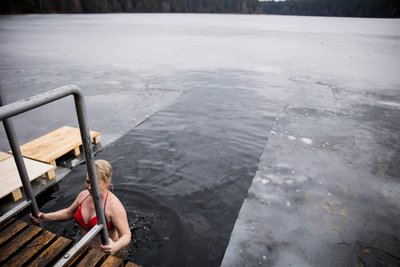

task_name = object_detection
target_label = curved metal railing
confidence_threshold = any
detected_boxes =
[0,85,109,266]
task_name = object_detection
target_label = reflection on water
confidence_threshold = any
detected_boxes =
[40,72,277,266]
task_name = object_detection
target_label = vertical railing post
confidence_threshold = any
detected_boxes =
[73,92,110,245]
[0,88,42,228]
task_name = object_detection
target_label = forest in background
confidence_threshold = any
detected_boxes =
[1,0,399,17]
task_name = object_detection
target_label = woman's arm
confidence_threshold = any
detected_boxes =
[100,197,131,254]
[40,207,75,221]
[30,191,87,223]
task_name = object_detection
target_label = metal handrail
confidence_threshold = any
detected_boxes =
[54,224,103,267]
[0,85,109,264]
[0,200,32,225]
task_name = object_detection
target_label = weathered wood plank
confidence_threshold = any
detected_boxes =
[0,152,56,200]
[0,219,28,247]
[125,261,142,267]
[101,255,124,267]
[76,248,105,267]
[0,224,42,264]
[19,126,101,164]
[65,246,89,267]
[0,216,16,232]
[29,236,72,267]
[3,230,56,266]
[0,218,136,267]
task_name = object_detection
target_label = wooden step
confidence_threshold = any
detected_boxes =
[3,230,57,266]
[64,246,90,267]
[28,236,72,267]
[0,219,28,247]
[0,151,56,201]
[0,216,16,232]
[18,126,101,166]
[0,219,141,267]
[0,224,42,264]
[77,248,105,267]
[101,255,124,267]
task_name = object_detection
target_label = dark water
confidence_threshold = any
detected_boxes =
[40,72,276,266]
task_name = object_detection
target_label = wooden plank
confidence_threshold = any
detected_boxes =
[0,153,56,199]
[0,220,28,247]
[125,262,142,267]
[3,230,56,267]
[70,146,81,157]
[11,188,22,201]
[0,216,16,232]
[44,168,56,180]
[19,126,101,164]
[29,236,72,267]
[0,151,12,162]
[0,218,131,267]
[65,246,89,267]
[76,248,105,267]
[101,255,124,267]
[0,224,42,264]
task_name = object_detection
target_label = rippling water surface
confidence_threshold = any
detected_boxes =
[40,72,276,266]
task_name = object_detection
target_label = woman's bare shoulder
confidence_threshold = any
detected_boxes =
[76,190,90,202]
[107,191,126,211]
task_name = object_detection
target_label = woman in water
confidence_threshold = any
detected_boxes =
[30,159,131,255]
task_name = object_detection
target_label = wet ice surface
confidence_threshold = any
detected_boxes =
[0,64,183,148]
[223,105,400,266]
[1,14,400,267]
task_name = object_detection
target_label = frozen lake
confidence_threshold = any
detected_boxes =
[0,14,399,266]
[1,14,399,147]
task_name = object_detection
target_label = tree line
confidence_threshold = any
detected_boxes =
[1,0,399,17]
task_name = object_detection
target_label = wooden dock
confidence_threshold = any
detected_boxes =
[0,219,140,267]
[0,126,101,203]
[0,152,55,202]
[18,126,101,166]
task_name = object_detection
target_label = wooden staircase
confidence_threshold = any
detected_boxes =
[0,218,140,267]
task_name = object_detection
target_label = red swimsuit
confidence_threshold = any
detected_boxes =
[74,192,112,231]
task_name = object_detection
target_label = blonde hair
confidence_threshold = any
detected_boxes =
[95,159,112,185]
